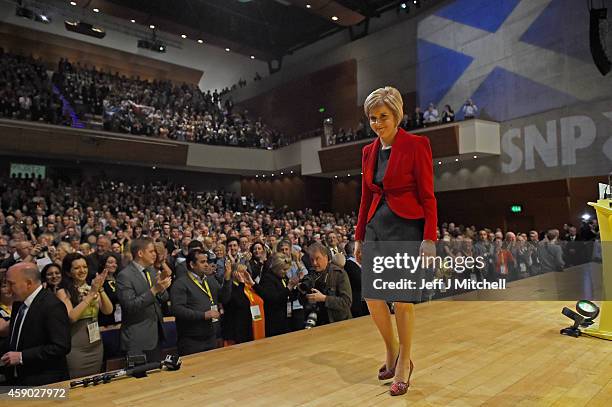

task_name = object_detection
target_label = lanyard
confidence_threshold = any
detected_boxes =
[144,271,152,287]
[107,280,116,293]
[189,273,214,304]
[281,279,287,288]
[0,303,10,317]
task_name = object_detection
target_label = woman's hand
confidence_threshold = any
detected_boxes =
[420,240,437,268]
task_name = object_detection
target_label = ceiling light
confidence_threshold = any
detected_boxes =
[70,1,77,5]
[331,16,339,21]
[225,48,230,52]
[250,55,255,59]
[255,175,259,178]
[280,172,284,175]
[271,173,275,176]
[93,8,99,13]
[149,24,155,29]
[306,4,311,8]
[455,158,459,162]
[473,155,478,158]
[334,175,338,178]
[197,39,203,44]
[181,34,187,39]
[130,19,136,23]
[438,161,442,165]
[290,170,294,174]
[400,2,407,8]
[347,174,350,177]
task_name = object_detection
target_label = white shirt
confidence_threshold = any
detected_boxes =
[12,284,43,351]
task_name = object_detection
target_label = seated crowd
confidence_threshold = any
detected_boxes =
[0,50,287,149]
[0,175,601,385]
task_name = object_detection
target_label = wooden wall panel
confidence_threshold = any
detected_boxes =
[0,22,203,84]
[0,121,187,166]
[318,126,459,173]
[236,60,360,140]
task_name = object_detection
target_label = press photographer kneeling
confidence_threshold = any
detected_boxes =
[298,242,352,328]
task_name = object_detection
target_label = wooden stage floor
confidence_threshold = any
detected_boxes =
[22,268,612,407]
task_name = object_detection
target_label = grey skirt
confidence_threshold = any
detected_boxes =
[364,200,425,303]
[66,318,104,379]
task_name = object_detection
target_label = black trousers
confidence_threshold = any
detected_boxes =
[177,336,217,357]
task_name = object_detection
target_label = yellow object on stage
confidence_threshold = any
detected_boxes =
[586,199,612,340]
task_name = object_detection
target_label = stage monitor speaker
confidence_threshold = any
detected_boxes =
[589,7,611,76]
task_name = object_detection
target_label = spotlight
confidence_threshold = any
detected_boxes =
[65,20,106,38]
[576,300,600,325]
[197,39,204,44]
[306,4,311,9]
[93,8,99,13]
[250,55,255,59]
[130,19,136,23]
[225,48,231,52]
[149,24,155,29]
[331,16,339,21]
[181,34,187,39]
[138,39,167,53]
[70,1,77,5]
[455,158,459,162]
[581,213,591,221]
[400,2,407,9]
[560,300,601,337]
[16,6,51,24]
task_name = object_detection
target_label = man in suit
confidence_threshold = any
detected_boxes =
[170,249,232,356]
[117,237,171,362]
[343,241,367,318]
[538,229,565,272]
[1,262,70,385]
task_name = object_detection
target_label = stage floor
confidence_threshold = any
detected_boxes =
[19,268,612,406]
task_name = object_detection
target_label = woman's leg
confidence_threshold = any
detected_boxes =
[366,299,399,369]
[393,302,415,382]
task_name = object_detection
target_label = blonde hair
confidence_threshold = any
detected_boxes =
[363,86,403,127]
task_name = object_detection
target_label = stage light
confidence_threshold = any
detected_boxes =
[331,16,339,21]
[152,166,156,170]
[197,39,204,44]
[560,301,601,337]
[93,8,99,13]
[438,161,442,165]
[347,174,350,177]
[250,55,255,59]
[306,4,311,9]
[271,173,275,177]
[225,48,231,52]
[138,39,167,53]
[334,175,338,178]
[149,24,155,29]
[581,213,591,221]
[473,155,478,158]
[262,175,266,178]
[455,158,459,162]
[65,20,106,38]
[290,170,294,174]
[70,1,77,6]
[255,175,258,178]
[576,300,600,322]
[401,2,407,8]
[280,172,284,175]
[130,19,136,23]
[181,34,187,39]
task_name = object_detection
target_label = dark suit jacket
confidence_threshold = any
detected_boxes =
[116,261,169,353]
[170,273,231,339]
[344,259,366,318]
[254,272,295,337]
[355,128,438,241]
[1,288,70,386]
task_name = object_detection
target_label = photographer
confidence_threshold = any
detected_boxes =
[298,242,352,326]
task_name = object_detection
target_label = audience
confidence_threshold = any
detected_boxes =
[0,173,602,383]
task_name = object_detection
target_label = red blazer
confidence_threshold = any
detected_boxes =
[355,128,438,242]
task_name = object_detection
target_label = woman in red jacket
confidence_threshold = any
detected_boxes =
[355,87,437,396]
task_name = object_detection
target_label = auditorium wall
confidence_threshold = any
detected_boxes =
[0,1,266,91]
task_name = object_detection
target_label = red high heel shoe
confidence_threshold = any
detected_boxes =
[378,354,399,380]
[389,359,414,396]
